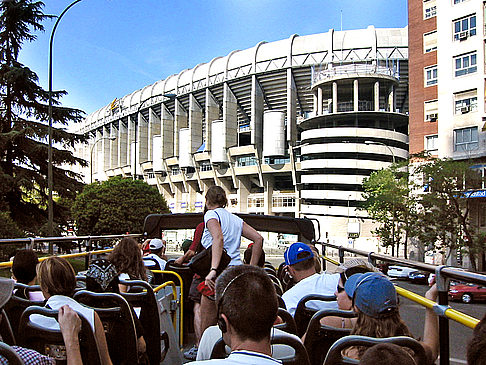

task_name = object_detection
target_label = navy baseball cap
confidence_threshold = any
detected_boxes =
[344,272,397,318]
[284,242,314,266]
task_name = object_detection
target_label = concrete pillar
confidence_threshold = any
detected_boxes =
[388,85,395,112]
[237,177,251,213]
[161,104,174,160]
[128,115,135,168]
[138,113,149,163]
[251,76,264,152]
[118,120,128,167]
[374,81,380,111]
[287,69,297,145]
[174,99,188,157]
[313,94,318,114]
[263,175,274,216]
[332,82,338,113]
[148,108,161,162]
[353,79,359,112]
[102,126,110,171]
[317,87,323,115]
[95,129,103,177]
[110,123,118,169]
[205,89,219,153]
[189,94,203,155]
[223,83,238,150]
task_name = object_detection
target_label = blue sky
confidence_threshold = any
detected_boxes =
[19,0,408,115]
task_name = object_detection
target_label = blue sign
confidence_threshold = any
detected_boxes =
[462,190,486,198]
[169,203,175,209]
[181,202,187,208]
[195,201,203,208]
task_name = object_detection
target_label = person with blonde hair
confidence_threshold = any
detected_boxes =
[109,237,148,292]
[33,256,113,365]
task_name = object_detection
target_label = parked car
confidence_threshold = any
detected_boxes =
[449,283,486,303]
[387,265,417,280]
[408,270,429,284]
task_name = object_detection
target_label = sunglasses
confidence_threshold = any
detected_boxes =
[337,285,345,293]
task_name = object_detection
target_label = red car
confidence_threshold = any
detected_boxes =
[448,283,486,303]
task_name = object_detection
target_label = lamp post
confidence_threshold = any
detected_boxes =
[48,0,84,240]
[132,93,176,180]
[365,140,397,256]
[90,136,116,183]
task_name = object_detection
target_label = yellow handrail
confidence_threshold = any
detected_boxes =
[395,286,479,329]
[322,255,340,266]
[153,270,184,347]
[0,248,114,268]
[153,281,178,330]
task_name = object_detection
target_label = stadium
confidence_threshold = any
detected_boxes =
[75,25,409,249]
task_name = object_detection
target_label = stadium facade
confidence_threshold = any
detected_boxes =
[75,26,409,249]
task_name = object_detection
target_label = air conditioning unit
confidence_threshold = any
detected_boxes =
[427,113,438,121]
[459,31,468,40]
[461,106,471,114]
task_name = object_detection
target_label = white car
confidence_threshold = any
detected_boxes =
[387,265,417,279]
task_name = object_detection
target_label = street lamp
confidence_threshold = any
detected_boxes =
[90,136,116,183]
[132,93,176,180]
[48,0,84,239]
[365,140,397,256]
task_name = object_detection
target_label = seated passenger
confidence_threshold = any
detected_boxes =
[11,248,44,301]
[360,343,417,365]
[32,256,113,365]
[109,237,148,292]
[85,259,147,359]
[281,242,339,316]
[188,265,281,364]
[243,243,265,267]
[143,238,167,270]
[321,258,377,329]
[343,272,438,364]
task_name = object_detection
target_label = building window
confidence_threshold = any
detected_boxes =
[426,135,438,152]
[424,99,438,121]
[423,0,437,19]
[272,195,296,208]
[453,14,476,41]
[425,65,438,86]
[454,52,477,77]
[454,90,478,114]
[236,155,257,167]
[454,126,479,152]
[200,162,212,171]
[454,0,468,4]
[424,31,437,53]
[247,196,264,208]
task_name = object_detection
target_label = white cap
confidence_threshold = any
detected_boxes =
[149,238,165,250]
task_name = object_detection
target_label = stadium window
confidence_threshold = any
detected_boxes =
[454,126,479,152]
[424,65,438,86]
[423,31,437,53]
[453,14,476,41]
[454,52,477,77]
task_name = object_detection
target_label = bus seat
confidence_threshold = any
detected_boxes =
[18,306,102,365]
[303,309,356,365]
[0,309,16,346]
[277,295,286,309]
[142,257,164,285]
[0,341,24,365]
[294,294,336,337]
[274,308,297,335]
[73,290,139,365]
[323,335,428,365]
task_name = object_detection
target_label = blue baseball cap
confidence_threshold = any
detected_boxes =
[344,272,397,318]
[284,242,314,266]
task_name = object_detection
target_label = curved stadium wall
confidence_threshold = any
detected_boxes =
[75,25,409,249]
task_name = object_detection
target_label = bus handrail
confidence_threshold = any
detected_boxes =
[154,270,184,347]
[153,281,178,332]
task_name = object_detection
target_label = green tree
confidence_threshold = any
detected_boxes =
[72,176,170,235]
[0,0,87,235]
[361,163,416,258]
[412,157,484,270]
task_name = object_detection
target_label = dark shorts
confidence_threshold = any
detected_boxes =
[188,274,204,303]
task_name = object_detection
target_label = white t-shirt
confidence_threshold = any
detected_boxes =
[143,253,167,270]
[201,208,243,266]
[30,295,96,331]
[189,350,282,364]
[196,325,294,362]
[281,272,339,316]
